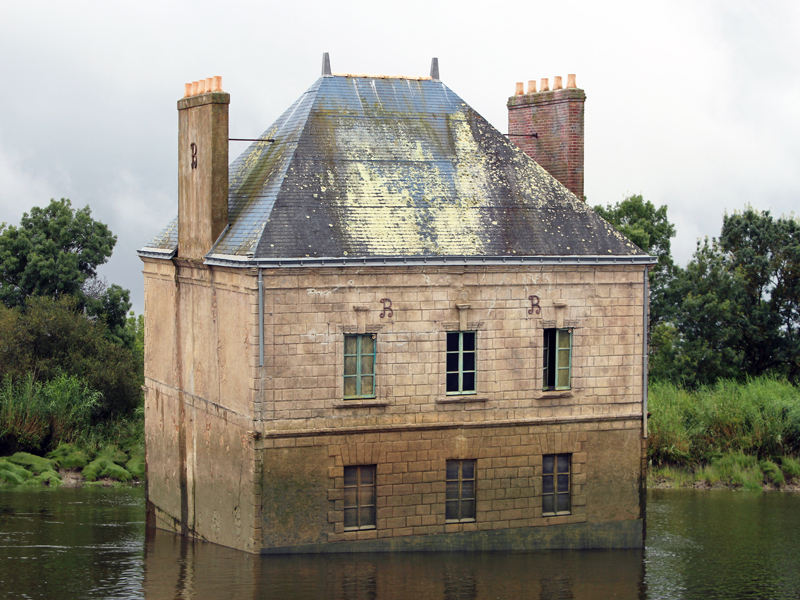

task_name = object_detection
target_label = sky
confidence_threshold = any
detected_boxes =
[1,1,798,313]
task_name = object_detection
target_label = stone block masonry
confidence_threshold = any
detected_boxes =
[142,259,647,553]
[258,423,643,552]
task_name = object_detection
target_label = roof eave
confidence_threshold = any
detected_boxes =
[137,247,177,260]
[203,253,657,268]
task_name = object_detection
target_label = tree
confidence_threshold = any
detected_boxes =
[719,208,800,381]
[0,198,131,338]
[0,296,142,418]
[653,208,800,386]
[594,195,677,327]
[651,238,747,386]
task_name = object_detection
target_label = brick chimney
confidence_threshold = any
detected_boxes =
[507,74,585,199]
[177,76,229,260]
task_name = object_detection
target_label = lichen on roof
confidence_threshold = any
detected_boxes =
[146,74,647,261]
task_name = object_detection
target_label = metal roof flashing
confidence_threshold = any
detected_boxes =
[203,253,658,269]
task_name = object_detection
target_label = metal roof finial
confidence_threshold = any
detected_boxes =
[430,57,439,81]
[322,52,332,77]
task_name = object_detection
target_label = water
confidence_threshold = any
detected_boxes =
[1,486,799,599]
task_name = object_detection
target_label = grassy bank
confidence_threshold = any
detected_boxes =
[0,374,143,486]
[648,376,800,490]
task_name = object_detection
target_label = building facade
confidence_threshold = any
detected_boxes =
[139,56,654,554]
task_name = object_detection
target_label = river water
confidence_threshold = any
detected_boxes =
[1,486,799,599]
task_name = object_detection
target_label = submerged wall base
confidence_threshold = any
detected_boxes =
[260,519,643,554]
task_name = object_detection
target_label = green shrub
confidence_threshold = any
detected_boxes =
[761,460,785,486]
[780,456,800,481]
[0,297,143,421]
[649,376,800,466]
[0,373,104,454]
[0,374,49,451]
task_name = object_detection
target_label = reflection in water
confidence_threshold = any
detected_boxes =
[645,489,800,600]
[3,487,800,599]
[0,486,144,600]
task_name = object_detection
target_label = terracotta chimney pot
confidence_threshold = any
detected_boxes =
[540,78,550,92]
[184,83,192,98]
[527,80,537,94]
[515,82,524,96]
[554,76,563,90]
[567,74,577,89]
[212,76,222,92]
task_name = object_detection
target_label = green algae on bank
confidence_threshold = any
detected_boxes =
[649,453,800,492]
[0,443,144,487]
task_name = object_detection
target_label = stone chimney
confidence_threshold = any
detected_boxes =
[177,76,229,260]
[507,74,585,199]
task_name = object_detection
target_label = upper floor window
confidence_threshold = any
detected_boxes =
[543,328,571,391]
[446,331,476,394]
[344,334,376,399]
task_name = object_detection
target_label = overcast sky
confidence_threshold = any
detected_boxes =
[2,1,798,313]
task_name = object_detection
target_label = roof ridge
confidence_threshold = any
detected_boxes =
[332,73,433,81]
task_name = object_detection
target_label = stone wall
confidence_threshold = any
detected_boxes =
[258,264,645,431]
[259,422,643,552]
[143,259,647,553]
[142,258,261,552]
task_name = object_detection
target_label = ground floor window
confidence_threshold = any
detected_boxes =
[542,453,571,515]
[344,465,376,529]
[446,459,476,522]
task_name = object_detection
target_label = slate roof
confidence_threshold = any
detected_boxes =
[142,73,651,265]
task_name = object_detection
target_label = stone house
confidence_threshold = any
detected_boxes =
[138,55,655,554]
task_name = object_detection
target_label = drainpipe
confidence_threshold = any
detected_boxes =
[258,269,264,367]
[642,267,649,438]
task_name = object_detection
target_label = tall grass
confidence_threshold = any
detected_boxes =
[649,376,800,466]
[0,374,101,453]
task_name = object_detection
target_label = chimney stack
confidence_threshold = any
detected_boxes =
[177,77,229,260]
[507,74,586,200]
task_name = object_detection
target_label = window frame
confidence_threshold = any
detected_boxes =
[542,453,571,516]
[543,328,572,391]
[445,459,476,522]
[445,331,477,395]
[343,465,377,530]
[343,333,377,400]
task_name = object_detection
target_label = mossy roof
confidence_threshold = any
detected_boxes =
[144,74,649,264]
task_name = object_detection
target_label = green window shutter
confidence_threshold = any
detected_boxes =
[555,329,571,390]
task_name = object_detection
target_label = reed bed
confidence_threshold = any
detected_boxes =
[648,376,800,489]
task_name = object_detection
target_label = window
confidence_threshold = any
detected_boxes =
[446,331,476,394]
[543,328,571,391]
[446,459,476,522]
[344,334,376,399]
[343,465,376,529]
[542,454,571,515]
